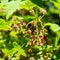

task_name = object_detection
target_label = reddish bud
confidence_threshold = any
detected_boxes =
[30,35,35,39]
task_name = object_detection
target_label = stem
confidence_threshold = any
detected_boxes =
[39,14,45,20]
[39,15,45,29]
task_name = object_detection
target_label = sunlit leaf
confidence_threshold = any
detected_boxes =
[4,1,20,20]
[0,19,9,30]
[44,23,60,32]
[0,0,8,3]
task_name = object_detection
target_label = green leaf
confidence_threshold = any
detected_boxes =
[0,0,8,3]
[57,31,60,38]
[0,3,4,9]
[0,39,6,48]
[44,23,60,47]
[2,48,11,56]
[44,23,60,32]
[20,1,35,10]
[4,1,20,20]
[0,19,9,30]
[30,0,43,7]
[23,15,35,23]
[10,31,18,37]
[15,48,26,58]
[55,31,60,47]
[50,0,60,14]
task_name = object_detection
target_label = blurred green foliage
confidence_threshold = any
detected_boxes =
[0,0,60,60]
